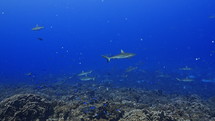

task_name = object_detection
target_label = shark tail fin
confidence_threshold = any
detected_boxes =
[102,55,111,62]
[120,49,125,53]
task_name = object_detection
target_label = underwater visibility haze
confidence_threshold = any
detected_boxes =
[0,0,215,121]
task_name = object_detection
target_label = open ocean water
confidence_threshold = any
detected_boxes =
[0,0,215,121]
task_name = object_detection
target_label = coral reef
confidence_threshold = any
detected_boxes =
[0,83,215,121]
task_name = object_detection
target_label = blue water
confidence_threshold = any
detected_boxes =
[0,0,215,97]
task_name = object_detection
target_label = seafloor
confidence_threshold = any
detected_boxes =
[0,70,215,121]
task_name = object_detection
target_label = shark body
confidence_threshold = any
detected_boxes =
[78,71,92,76]
[102,50,135,62]
[32,25,44,31]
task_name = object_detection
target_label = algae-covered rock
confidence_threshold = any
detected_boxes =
[0,94,54,121]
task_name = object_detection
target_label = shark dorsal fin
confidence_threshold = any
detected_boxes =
[120,49,124,53]
[36,24,39,27]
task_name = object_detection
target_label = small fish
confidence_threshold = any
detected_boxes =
[156,74,170,78]
[32,24,44,31]
[25,72,35,78]
[202,79,215,83]
[37,37,43,41]
[125,66,138,72]
[80,77,95,81]
[102,49,136,62]
[179,66,192,71]
[78,70,92,76]
[176,77,194,82]
[25,72,32,76]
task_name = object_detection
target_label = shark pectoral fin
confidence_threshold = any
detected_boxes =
[120,49,124,53]
[102,55,111,62]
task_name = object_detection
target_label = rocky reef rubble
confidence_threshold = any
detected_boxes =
[120,109,176,121]
[49,101,124,121]
[0,94,54,121]
[0,83,215,121]
[120,95,215,121]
